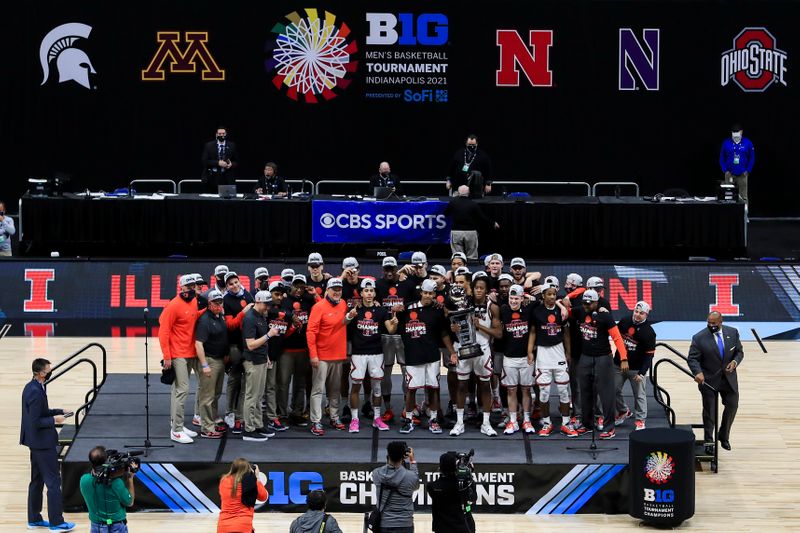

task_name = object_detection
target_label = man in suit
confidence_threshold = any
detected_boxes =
[688,311,744,453]
[201,126,239,192]
[20,358,75,531]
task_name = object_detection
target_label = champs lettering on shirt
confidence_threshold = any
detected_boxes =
[500,304,533,357]
[613,316,656,370]
[398,303,447,365]
[532,305,566,346]
[405,314,427,338]
[349,304,388,355]
[574,308,616,356]
[341,279,363,309]
[377,279,404,309]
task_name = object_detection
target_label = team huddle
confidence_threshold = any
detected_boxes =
[158,252,656,444]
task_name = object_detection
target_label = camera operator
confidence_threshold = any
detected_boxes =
[428,452,476,533]
[371,441,420,533]
[79,446,134,533]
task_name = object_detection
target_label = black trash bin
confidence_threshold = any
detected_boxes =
[629,428,695,526]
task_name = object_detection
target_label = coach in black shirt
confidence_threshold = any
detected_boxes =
[195,289,229,438]
[446,134,493,195]
[613,301,656,430]
[445,185,499,260]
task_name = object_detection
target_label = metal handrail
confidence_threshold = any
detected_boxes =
[129,179,177,194]
[315,179,370,195]
[177,179,202,193]
[591,181,640,196]
[494,181,592,196]
[46,342,107,388]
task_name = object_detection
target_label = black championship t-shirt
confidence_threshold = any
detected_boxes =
[499,304,534,358]
[241,308,269,364]
[531,304,567,347]
[194,311,229,358]
[398,303,448,366]
[224,291,255,348]
[398,274,426,304]
[266,304,292,361]
[306,276,327,299]
[613,317,656,371]
[376,279,404,307]
[342,278,363,309]
[348,304,389,355]
[281,293,315,350]
[574,308,616,357]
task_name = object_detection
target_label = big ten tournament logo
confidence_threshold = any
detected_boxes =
[363,13,449,104]
[644,451,675,485]
[141,32,225,81]
[266,8,358,103]
[721,27,787,92]
[266,471,323,505]
[709,273,740,316]
[619,28,660,91]
[39,23,97,90]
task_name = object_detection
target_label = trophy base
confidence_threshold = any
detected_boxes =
[458,344,484,360]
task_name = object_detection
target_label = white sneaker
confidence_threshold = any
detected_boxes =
[182,426,198,438]
[192,414,201,427]
[450,422,465,436]
[171,431,194,444]
[224,412,235,428]
[481,423,498,437]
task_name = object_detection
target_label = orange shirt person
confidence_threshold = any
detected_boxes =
[218,458,268,533]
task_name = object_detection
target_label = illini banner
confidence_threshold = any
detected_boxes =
[312,199,451,243]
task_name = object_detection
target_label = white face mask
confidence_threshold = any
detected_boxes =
[732,131,742,143]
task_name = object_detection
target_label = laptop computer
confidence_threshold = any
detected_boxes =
[373,186,392,199]
[218,185,237,199]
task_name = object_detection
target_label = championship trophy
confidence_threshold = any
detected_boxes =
[448,285,483,360]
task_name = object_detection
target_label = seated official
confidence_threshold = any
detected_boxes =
[255,162,287,196]
[79,446,134,533]
[370,161,401,194]
[218,458,268,533]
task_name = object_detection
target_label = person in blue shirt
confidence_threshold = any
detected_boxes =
[719,124,754,202]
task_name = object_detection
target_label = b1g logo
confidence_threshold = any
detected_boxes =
[365,13,448,45]
[721,27,788,92]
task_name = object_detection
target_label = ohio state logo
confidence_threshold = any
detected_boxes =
[721,27,788,92]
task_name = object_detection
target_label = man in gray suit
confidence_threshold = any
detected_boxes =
[688,311,744,453]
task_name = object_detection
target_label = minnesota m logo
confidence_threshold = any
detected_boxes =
[142,31,225,81]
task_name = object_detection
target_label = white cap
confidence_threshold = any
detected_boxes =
[342,257,359,269]
[207,289,224,301]
[454,266,471,276]
[430,265,447,277]
[566,273,583,287]
[472,271,488,282]
[268,281,284,292]
[451,252,467,262]
[498,273,514,283]
[360,278,376,289]
[307,252,324,265]
[179,274,195,287]
[224,271,239,283]
[292,274,307,284]
[254,267,269,280]
[582,289,600,302]
[510,257,526,268]
[327,277,343,289]
[411,251,427,265]
[635,301,651,314]
[281,268,295,280]
[509,284,525,297]
[420,279,437,292]
[484,253,503,266]
[214,265,229,276]
[254,290,271,303]
[190,273,204,284]
[544,275,560,289]
[586,276,604,289]
[382,256,398,267]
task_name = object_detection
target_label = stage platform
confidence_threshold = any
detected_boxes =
[62,373,670,515]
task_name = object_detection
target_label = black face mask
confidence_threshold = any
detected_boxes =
[217,135,226,142]
[44,371,53,381]
[258,279,269,291]
[707,324,720,333]
[180,291,196,302]
[466,145,477,153]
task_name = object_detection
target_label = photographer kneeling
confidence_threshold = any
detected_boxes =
[428,452,476,533]
[371,441,420,533]
[79,446,135,533]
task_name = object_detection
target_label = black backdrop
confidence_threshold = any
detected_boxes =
[5,0,798,216]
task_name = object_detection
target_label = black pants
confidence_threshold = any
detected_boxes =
[578,355,615,430]
[700,378,739,443]
[28,447,64,525]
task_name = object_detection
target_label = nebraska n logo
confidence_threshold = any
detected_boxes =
[142,31,225,81]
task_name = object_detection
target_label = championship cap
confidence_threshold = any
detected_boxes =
[484,253,503,266]
[582,289,600,302]
[292,274,307,285]
[451,252,467,263]
[254,290,271,303]
[455,266,471,276]
[586,276,604,289]
[509,284,525,297]
[179,274,195,287]
[342,257,359,269]
[510,257,526,268]
[254,267,269,280]
[498,273,514,283]
[224,271,239,283]
[268,281,284,292]
[430,265,447,277]
[420,279,438,292]
[190,273,204,284]
[544,275,560,289]
[207,289,224,302]
[307,252,324,265]
[281,268,295,280]
[327,277,343,289]
[411,251,427,265]
[360,278,376,289]
[566,273,583,287]
[635,301,651,314]
[471,271,488,281]
[214,265,229,277]
[382,256,398,267]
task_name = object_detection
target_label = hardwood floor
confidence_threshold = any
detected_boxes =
[2,336,797,532]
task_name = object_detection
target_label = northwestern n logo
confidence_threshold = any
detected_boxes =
[496,30,553,87]
[142,31,225,81]
[619,28,660,91]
